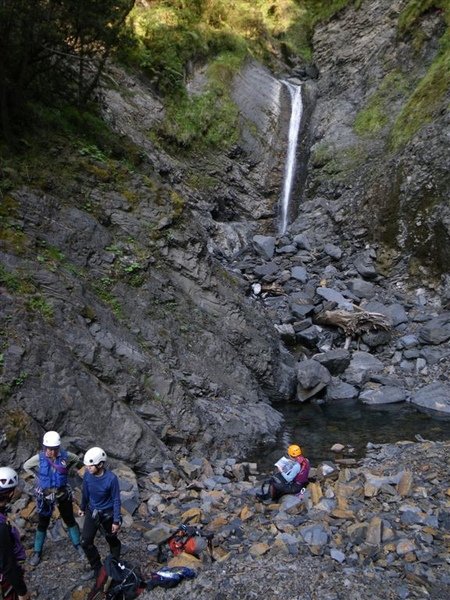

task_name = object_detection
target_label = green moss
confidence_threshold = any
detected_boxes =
[186,172,218,190]
[310,142,366,178]
[170,191,185,220]
[0,194,19,216]
[0,264,34,294]
[26,296,54,321]
[310,143,334,168]
[390,1,449,149]
[4,408,30,441]
[397,0,443,34]
[155,49,244,152]
[354,72,410,136]
[93,277,123,319]
[390,40,449,148]
[0,227,29,255]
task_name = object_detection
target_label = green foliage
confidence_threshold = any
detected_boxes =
[154,48,244,151]
[310,142,367,179]
[0,1,136,139]
[28,104,141,163]
[35,241,65,272]
[79,144,109,162]
[123,2,246,94]
[122,1,356,90]
[160,89,239,151]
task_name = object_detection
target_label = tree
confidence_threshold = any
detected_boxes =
[0,0,135,138]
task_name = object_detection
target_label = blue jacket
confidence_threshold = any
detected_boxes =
[81,470,121,524]
[38,449,69,489]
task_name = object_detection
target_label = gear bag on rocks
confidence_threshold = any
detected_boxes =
[146,566,196,590]
[157,524,214,562]
[87,555,146,600]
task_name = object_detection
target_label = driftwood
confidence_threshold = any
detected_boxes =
[260,282,285,296]
[315,305,391,341]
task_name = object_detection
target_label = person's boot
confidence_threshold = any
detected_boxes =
[29,551,41,566]
[80,564,100,581]
[67,525,84,559]
[30,530,46,566]
[256,492,270,501]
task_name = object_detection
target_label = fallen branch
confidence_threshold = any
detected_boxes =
[315,306,391,337]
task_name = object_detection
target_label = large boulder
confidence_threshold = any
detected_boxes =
[296,359,331,401]
[410,382,450,414]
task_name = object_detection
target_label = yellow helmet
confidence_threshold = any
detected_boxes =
[288,444,302,458]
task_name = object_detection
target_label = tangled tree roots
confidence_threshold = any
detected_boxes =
[315,306,391,348]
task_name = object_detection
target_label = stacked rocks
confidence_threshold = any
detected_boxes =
[9,440,449,599]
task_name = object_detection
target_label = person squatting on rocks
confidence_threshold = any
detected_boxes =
[257,444,310,502]
[0,466,31,600]
[79,447,122,580]
[23,430,84,566]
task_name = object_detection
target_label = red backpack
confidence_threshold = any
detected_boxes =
[158,524,214,562]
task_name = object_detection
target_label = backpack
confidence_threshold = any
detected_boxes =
[87,555,146,600]
[158,524,215,562]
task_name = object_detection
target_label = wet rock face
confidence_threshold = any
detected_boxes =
[1,178,290,465]
[308,0,449,276]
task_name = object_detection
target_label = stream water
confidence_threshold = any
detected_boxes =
[250,401,450,474]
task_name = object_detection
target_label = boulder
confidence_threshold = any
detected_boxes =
[343,351,384,385]
[418,313,450,345]
[316,287,353,310]
[359,385,406,405]
[411,382,450,414]
[252,235,276,260]
[296,359,331,401]
[313,349,351,375]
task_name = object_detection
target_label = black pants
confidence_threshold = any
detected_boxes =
[80,510,121,571]
[37,494,77,532]
[270,473,306,500]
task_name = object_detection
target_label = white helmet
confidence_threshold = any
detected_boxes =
[84,447,107,466]
[0,467,19,492]
[43,431,61,447]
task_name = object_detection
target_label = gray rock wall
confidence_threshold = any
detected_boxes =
[306,0,449,278]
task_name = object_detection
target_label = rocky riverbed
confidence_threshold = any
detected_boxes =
[7,439,449,599]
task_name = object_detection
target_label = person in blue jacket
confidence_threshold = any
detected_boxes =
[79,447,121,579]
[23,430,84,566]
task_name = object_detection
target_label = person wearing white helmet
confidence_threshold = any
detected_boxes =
[23,430,84,566]
[0,466,31,600]
[79,447,122,580]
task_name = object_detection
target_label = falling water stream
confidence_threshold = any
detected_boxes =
[279,82,303,234]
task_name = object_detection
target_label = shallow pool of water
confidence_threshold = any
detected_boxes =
[249,400,450,473]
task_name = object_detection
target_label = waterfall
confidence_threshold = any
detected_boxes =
[279,82,303,235]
